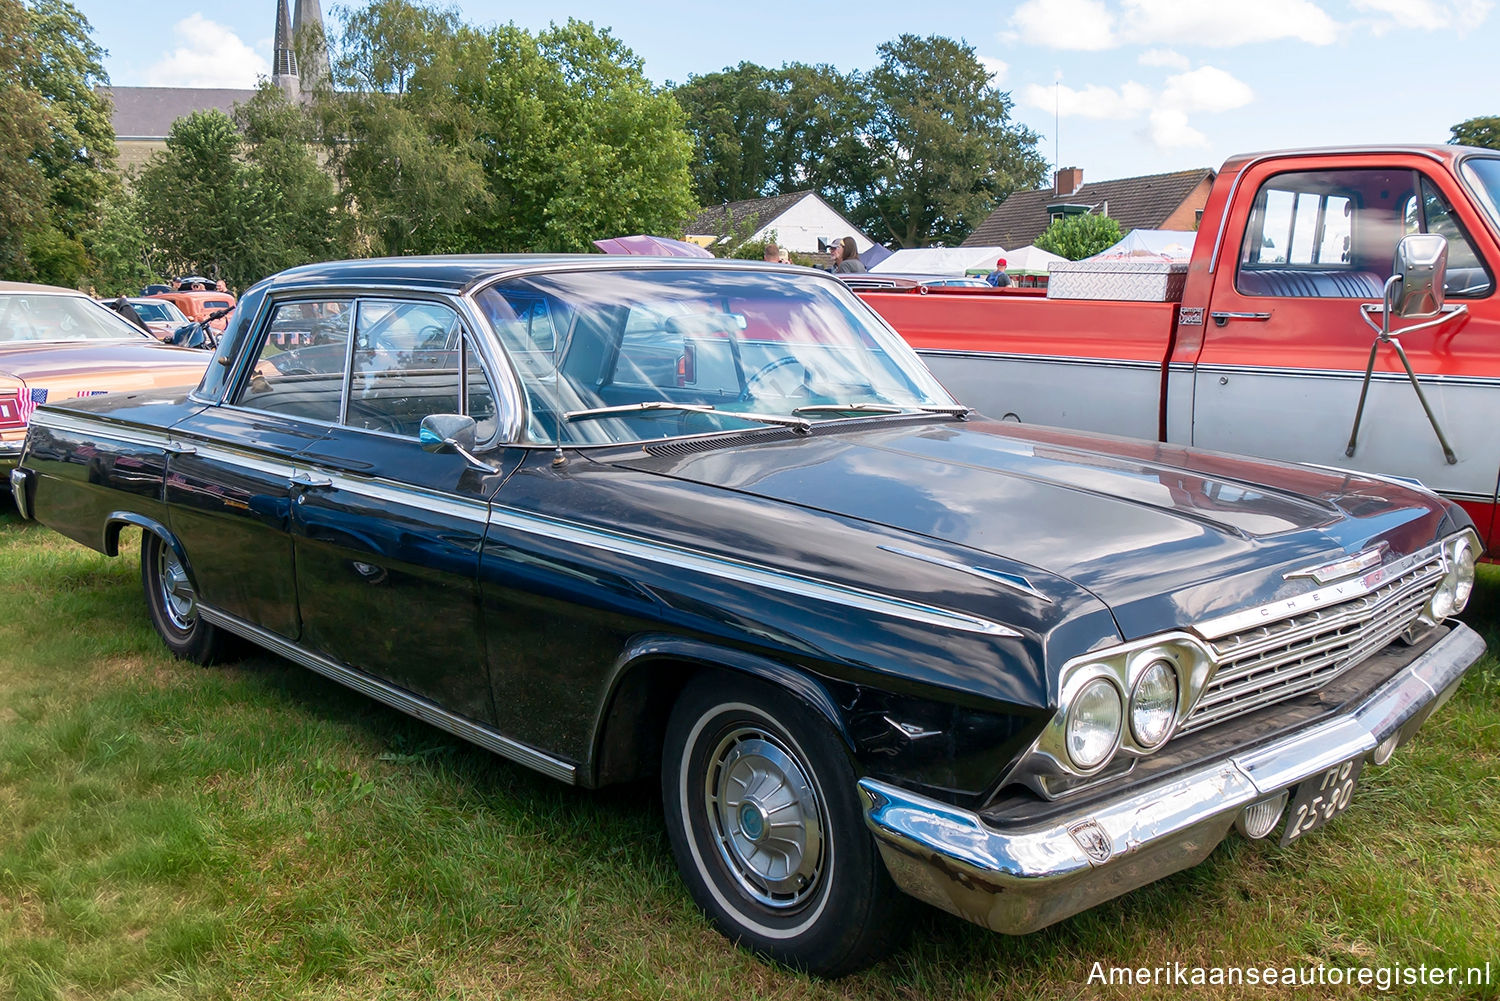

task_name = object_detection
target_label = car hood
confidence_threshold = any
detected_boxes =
[0,339,209,387]
[609,418,1452,639]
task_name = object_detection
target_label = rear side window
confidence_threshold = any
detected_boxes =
[236,299,351,423]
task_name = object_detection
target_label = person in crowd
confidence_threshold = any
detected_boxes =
[215,279,229,292]
[831,236,866,274]
[778,247,791,264]
[986,258,1013,287]
[108,296,151,333]
[763,242,781,263]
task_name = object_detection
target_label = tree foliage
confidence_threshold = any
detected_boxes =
[1450,115,1500,150]
[1035,213,1123,261]
[0,0,116,285]
[313,2,694,255]
[132,89,339,291]
[856,35,1046,248]
[673,37,1045,249]
[672,62,863,208]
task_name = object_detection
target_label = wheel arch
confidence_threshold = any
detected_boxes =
[103,511,186,564]
[588,634,853,788]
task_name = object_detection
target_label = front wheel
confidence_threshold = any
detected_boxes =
[662,674,901,976]
[141,532,225,664]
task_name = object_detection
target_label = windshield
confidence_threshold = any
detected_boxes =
[1461,157,1500,235]
[131,300,185,323]
[475,267,955,445]
[0,292,151,342]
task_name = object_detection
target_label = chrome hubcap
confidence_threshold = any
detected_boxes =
[157,545,196,631]
[705,727,825,910]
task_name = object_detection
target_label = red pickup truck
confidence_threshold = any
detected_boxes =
[860,146,1500,552]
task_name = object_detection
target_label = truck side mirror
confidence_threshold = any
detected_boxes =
[1391,234,1447,319]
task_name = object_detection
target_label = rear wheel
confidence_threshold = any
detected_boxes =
[662,673,901,976]
[141,532,224,664]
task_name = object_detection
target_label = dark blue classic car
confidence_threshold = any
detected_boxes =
[10,256,1485,974]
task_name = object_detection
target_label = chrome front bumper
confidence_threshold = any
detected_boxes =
[9,465,32,519]
[859,623,1485,935]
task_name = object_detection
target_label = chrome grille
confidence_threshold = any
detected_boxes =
[1179,552,1444,734]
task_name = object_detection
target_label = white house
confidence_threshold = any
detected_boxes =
[684,191,876,257]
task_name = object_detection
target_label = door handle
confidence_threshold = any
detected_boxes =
[163,441,197,455]
[1210,311,1272,327]
[290,471,333,488]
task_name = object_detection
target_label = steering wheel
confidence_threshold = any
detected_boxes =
[743,355,808,398]
[417,325,449,350]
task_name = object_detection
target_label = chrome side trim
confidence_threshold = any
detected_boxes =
[315,470,492,525]
[197,604,577,784]
[1190,361,1500,389]
[878,545,1051,602]
[915,348,1160,371]
[487,506,1022,638]
[860,623,1484,935]
[28,410,173,451]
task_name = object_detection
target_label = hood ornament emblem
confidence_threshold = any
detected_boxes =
[1284,546,1386,586]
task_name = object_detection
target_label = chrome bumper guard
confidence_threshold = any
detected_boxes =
[9,465,32,520]
[859,623,1485,935]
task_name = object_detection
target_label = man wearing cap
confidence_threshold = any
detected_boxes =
[986,258,1012,287]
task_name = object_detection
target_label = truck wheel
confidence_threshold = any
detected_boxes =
[662,673,901,976]
[141,532,224,664]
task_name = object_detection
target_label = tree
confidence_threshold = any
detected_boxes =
[236,84,341,279]
[0,0,117,285]
[672,61,865,208]
[1035,214,1123,261]
[314,3,695,255]
[133,111,244,283]
[1450,116,1500,150]
[854,35,1046,248]
[0,0,49,277]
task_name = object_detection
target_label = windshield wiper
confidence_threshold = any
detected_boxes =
[564,400,811,433]
[792,403,971,420]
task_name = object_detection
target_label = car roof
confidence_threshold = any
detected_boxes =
[0,281,88,295]
[258,254,803,296]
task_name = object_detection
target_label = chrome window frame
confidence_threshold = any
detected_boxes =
[220,285,520,448]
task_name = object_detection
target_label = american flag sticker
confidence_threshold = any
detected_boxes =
[16,388,47,423]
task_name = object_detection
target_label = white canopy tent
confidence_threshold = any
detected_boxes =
[869,246,1007,276]
[1088,229,1197,262]
[994,245,1068,276]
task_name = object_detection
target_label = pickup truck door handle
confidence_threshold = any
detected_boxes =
[289,471,333,489]
[1210,311,1272,326]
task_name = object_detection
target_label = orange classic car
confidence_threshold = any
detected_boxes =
[0,282,212,470]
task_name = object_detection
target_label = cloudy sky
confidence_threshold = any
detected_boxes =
[79,0,1495,184]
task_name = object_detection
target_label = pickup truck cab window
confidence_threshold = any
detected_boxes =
[1237,167,1492,299]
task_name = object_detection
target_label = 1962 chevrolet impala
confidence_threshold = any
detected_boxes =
[9,256,1485,975]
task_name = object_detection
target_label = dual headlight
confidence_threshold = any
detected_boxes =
[1424,530,1479,622]
[1052,637,1212,775]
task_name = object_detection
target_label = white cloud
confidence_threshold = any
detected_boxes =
[1011,0,1118,50]
[144,14,270,88]
[1352,0,1493,31]
[1020,80,1153,118]
[1159,65,1254,113]
[1012,0,1340,49]
[1120,0,1341,45]
[1146,108,1209,148]
[979,56,1010,84]
[1138,48,1190,68]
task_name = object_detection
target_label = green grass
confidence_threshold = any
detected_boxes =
[1,511,1497,1000]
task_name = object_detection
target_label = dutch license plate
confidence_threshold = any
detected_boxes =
[1280,756,1364,846]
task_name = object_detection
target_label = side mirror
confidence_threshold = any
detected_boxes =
[1391,233,1447,319]
[419,413,477,454]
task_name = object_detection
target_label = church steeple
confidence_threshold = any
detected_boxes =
[292,0,329,85]
[271,0,299,100]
